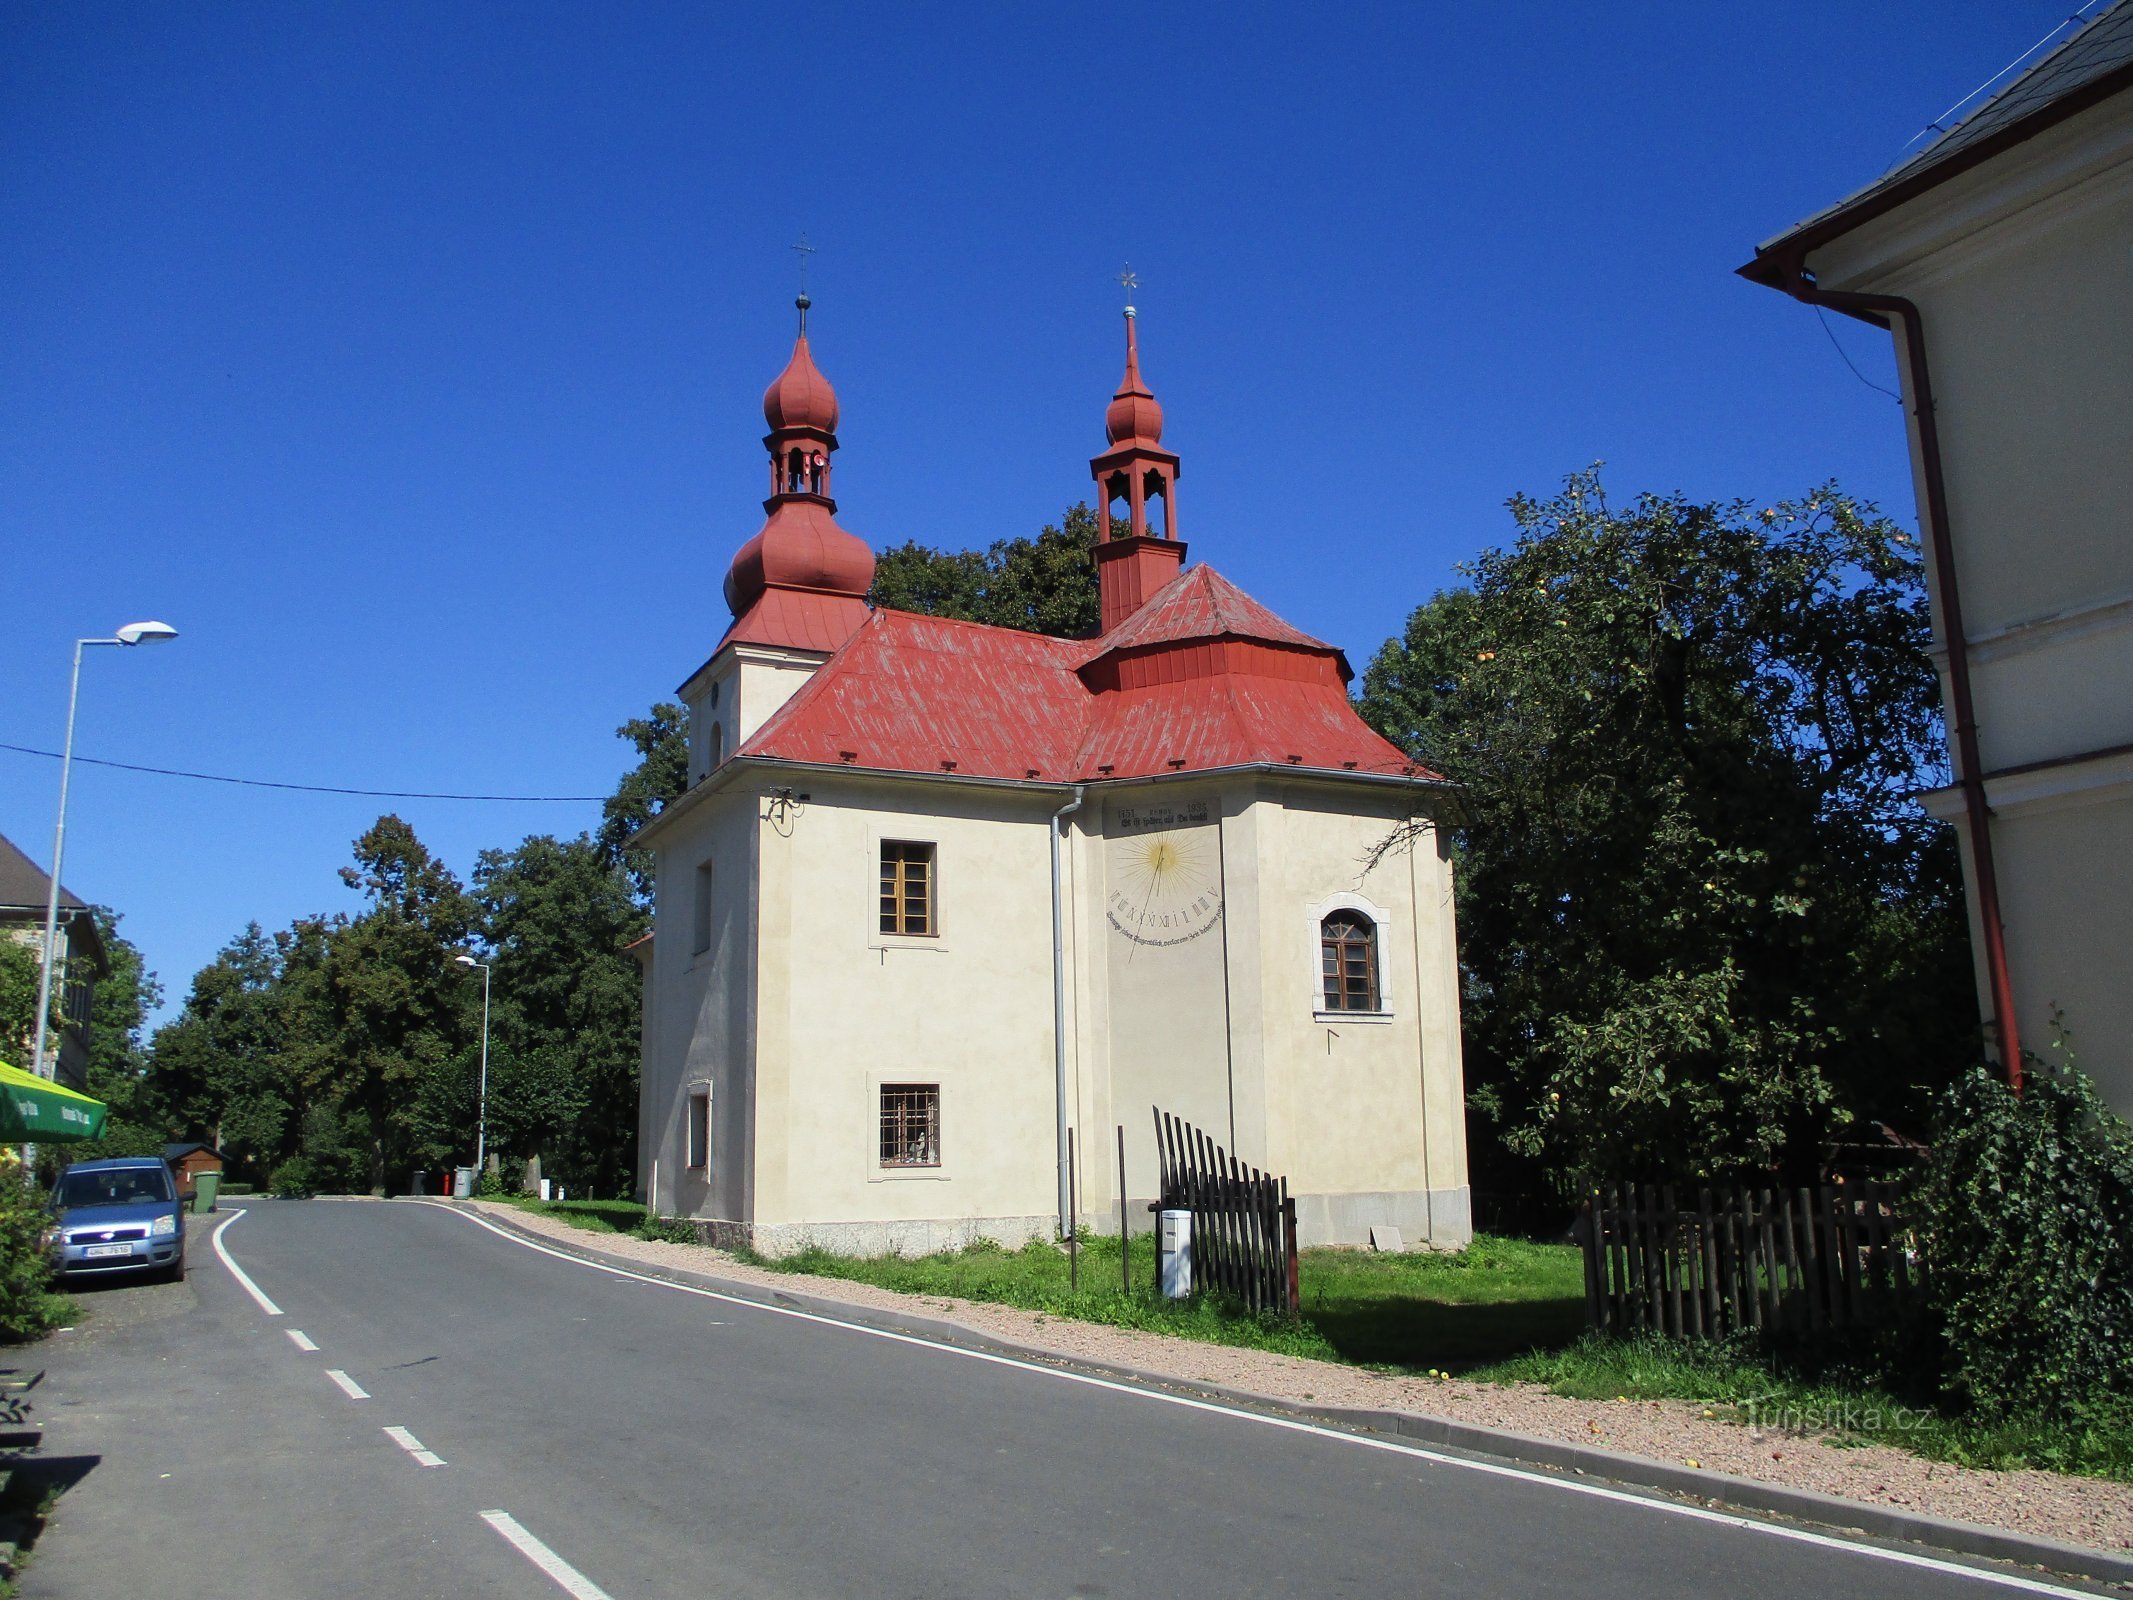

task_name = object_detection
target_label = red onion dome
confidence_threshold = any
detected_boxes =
[763,331,839,435]
[724,499,875,615]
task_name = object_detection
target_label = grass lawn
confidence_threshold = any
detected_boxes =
[754,1230,1587,1371]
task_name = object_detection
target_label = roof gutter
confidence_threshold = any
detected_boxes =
[1049,784,1086,1238]
[1748,253,2022,1088]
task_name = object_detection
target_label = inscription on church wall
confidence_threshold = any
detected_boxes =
[1106,799,1211,836]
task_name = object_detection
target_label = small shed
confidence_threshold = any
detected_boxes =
[164,1142,225,1198]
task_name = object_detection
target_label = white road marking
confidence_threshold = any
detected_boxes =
[210,1209,282,1317]
[382,1425,445,1467]
[325,1368,370,1400]
[419,1201,2099,1598]
[480,1511,615,1600]
[286,1329,320,1352]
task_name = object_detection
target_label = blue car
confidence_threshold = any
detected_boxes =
[50,1157,186,1282]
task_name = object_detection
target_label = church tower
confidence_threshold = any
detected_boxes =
[685,297,876,782]
[1090,303,1186,634]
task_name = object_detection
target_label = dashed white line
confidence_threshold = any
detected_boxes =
[285,1329,320,1352]
[382,1425,445,1468]
[480,1511,615,1600]
[420,1201,2098,1599]
[325,1368,370,1400]
[210,1209,282,1317]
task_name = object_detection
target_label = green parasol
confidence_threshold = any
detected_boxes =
[0,1059,108,1142]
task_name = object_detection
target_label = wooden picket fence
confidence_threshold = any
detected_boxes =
[1577,1179,1915,1339]
[1153,1109,1300,1314]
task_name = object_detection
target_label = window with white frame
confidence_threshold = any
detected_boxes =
[1320,910,1381,1012]
[686,1084,711,1170]
[878,841,936,936]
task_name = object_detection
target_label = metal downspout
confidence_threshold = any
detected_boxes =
[1050,785,1087,1235]
[1769,262,2023,1087]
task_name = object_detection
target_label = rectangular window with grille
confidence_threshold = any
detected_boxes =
[879,841,935,936]
[879,1083,941,1168]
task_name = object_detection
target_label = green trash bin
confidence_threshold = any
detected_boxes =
[191,1172,222,1214]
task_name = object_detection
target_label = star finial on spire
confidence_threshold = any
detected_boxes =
[1116,263,1138,317]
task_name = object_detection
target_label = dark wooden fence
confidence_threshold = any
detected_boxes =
[1577,1179,1915,1339]
[1153,1109,1299,1314]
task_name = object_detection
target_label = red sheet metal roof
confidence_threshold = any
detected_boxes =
[1086,564,1331,659]
[738,564,1437,785]
[713,586,873,656]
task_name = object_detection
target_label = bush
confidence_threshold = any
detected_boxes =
[1911,1054,2133,1421]
[268,1156,317,1198]
[0,1155,67,1342]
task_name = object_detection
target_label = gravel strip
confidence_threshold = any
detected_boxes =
[469,1202,2133,1556]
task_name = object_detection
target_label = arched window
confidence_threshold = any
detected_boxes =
[709,721,725,767]
[1320,912,1379,1011]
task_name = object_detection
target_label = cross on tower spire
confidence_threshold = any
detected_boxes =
[792,234,816,331]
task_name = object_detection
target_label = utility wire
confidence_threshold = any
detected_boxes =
[1814,306,1904,404]
[0,740,605,802]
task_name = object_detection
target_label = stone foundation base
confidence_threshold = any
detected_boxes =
[662,1212,1059,1260]
[663,1189,1471,1259]
[1290,1186,1472,1250]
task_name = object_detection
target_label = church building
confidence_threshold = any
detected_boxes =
[634,296,1470,1254]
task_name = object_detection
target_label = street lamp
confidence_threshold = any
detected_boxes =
[30,621,180,1083]
[453,954,492,1173]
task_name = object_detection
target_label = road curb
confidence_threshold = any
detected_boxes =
[436,1202,2133,1592]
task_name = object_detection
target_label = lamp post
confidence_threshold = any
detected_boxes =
[453,954,491,1172]
[30,621,180,1083]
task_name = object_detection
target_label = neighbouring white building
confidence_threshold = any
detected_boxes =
[0,832,106,1092]
[1744,3,2133,1108]
[634,296,1469,1254]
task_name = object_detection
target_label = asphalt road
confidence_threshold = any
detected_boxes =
[13,1199,2109,1599]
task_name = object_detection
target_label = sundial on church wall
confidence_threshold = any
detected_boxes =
[1104,799,1225,949]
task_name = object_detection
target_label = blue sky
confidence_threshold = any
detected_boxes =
[0,1,2067,1027]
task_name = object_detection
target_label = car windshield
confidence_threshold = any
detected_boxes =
[56,1168,172,1209]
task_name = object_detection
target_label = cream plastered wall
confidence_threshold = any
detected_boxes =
[642,785,760,1226]
[1075,776,1469,1248]
[681,643,833,784]
[1098,790,1235,1198]
[642,763,1469,1250]
[749,776,1070,1252]
[1247,784,1467,1245]
[1809,93,2133,1105]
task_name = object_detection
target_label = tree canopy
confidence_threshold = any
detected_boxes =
[869,503,1102,637]
[132,703,685,1195]
[1358,471,1975,1188]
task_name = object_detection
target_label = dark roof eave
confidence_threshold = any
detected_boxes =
[1741,57,2133,287]
[629,753,1457,848]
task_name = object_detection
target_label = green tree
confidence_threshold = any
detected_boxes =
[869,502,1102,637]
[0,939,39,1067]
[70,909,168,1159]
[1358,471,1974,1187]
[599,703,689,905]
[315,817,478,1192]
[472,833,647,1194]
[146,924,297,1179]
